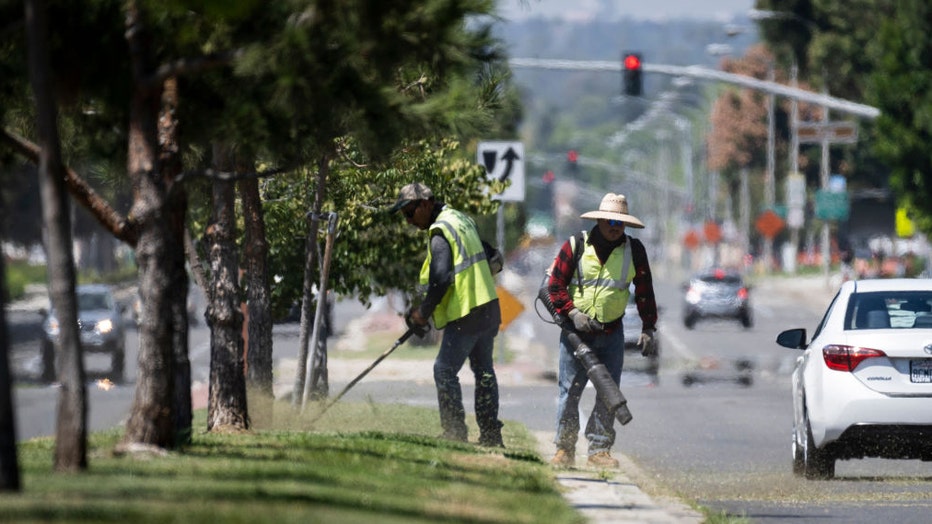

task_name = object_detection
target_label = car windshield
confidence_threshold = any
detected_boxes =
[845,291,932,330]
[77,291,112,311]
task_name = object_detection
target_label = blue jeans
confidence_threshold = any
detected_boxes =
[433,320,502,442]
[554,328,624,455]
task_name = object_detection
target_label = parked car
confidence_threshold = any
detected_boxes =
[776,278,932,479]
[682,269,752,329]
[622,285,660,382]
[40,284,127,383]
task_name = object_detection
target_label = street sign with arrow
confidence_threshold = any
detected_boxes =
[478,141,525,202]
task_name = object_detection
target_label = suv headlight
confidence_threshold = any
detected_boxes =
[96,319,114,334]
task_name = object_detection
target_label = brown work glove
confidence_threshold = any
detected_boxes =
[568,308,604,333]
[638,329,658,357]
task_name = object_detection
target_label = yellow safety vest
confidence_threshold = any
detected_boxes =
[568,232,634,323]
[419,207,498,329]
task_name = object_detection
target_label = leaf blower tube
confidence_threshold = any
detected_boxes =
[537,285,633,426]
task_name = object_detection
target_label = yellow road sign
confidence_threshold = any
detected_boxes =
[496,285,525,331]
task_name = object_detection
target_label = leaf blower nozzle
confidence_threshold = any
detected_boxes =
[566,331,633,425]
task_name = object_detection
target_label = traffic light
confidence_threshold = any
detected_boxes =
[566,150,578,174]
[622,52,642,96]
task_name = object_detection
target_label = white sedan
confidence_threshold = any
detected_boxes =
[776,278,932,479]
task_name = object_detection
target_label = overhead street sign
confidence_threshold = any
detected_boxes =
[478,141,525,202]
[797,122,859,144]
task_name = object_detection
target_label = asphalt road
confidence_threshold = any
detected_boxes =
[7,264,932,523]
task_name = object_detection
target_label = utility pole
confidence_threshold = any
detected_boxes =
[788,61,800,274]
[821,84,831,284]
[764,63,776,271]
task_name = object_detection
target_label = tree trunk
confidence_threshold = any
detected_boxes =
[0,253,21,490]
[26,0,87,472]
[239,173,274,427]
[118,3,176,452]
[205,143,249,432]
[159,76,192,446]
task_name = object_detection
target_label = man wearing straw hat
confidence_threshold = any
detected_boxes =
[546,192,658,468]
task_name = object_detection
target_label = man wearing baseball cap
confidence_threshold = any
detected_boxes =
[545,192,658,468]
[390,182,505,447]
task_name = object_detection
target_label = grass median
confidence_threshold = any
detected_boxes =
[4,401,583,523]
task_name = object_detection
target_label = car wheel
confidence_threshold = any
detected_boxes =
[40,340,55,383]
[684,314,697,330]
[803,413,835,479]
[740,311,753,328]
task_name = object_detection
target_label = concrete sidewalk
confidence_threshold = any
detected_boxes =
[533,431,703,524]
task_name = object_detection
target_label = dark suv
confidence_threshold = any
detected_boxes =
[40,284,127,382]
[682,269,753,329]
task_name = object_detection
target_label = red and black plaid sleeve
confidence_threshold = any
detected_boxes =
[630,238,658,331]
[547,238,578,316]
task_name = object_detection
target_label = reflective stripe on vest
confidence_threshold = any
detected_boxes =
[568,232,634,323]
[419,207,497,329]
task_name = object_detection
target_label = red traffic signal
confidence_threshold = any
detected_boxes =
[622,52,643,96]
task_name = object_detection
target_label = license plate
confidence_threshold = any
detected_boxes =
[909,360,932,383]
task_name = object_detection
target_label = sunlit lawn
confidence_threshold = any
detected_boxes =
[3,403,583,523]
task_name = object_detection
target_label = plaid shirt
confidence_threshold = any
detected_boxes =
[547,228,657,332]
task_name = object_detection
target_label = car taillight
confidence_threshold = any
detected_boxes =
[822,344,887,372]
[737,287,748,300]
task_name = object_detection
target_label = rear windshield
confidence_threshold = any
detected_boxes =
[845,291,932,330]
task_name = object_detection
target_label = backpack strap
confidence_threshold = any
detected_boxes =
[568,230,586,287]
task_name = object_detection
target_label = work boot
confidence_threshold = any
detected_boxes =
[550,448,575,468]
[478,434,505,448]
[478,420,504,448]
[587,451,619,468]
[438,430,468,443]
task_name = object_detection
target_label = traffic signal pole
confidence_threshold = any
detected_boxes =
[508,57,879,120]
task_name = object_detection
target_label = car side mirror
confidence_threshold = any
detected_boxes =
[776,328,807,350]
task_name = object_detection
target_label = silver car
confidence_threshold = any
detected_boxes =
[682,269,753,329]
[40,284,127,383]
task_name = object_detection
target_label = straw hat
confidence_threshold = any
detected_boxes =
[580,193,645,228]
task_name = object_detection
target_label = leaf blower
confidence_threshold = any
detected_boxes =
[537,284,633,426]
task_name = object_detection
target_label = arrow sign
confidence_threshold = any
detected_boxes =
[478,141,525,202]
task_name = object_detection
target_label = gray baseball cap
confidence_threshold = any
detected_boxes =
[388,183,433,213]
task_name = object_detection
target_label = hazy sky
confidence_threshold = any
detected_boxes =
[496,0,757,22]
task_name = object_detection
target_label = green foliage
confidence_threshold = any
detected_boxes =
[8,405,581,523]
[3,259,46,300]
[868,0,932,236]
[2,0,521,319]
[261,138,498,317]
